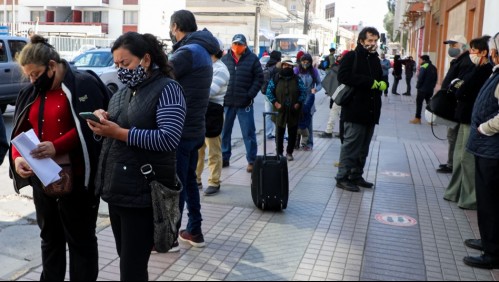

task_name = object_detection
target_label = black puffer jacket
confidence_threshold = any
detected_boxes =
[338,44,383,125]
[222,48,263,108]
[455,63,493,124]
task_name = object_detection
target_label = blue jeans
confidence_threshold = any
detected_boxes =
[0,115,8,166]
[222,106,257,164]
[177,137,205,236]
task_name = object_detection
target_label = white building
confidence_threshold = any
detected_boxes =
[1,0,186,39]
[187,0,335,55]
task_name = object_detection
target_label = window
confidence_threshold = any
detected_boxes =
[8,40,27,62]
[290,4,297,11]
[0,41,7,63]
[123,0,138,4]
[123,11,138,25]
[30,11,46,22]
[0,11,4,22]
[84,11,102,23]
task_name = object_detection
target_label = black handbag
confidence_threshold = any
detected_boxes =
[205,102,224,138]
[427,89,458,122]
[334,51,358,106]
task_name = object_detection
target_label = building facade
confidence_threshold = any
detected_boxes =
[394,0,497,84]
[1,0,185,39]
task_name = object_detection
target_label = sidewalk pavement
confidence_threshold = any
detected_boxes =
[7,77,499,281]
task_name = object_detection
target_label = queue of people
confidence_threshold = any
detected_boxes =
[2,8,499,279]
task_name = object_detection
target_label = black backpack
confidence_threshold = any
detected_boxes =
[261,65,277,94]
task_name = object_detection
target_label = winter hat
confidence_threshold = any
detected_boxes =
[296,50,305,61]
[270,50,282,61]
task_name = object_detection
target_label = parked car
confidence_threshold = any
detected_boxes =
[70,48,124,94]
[0,35,29,114]
[259,55,270,69]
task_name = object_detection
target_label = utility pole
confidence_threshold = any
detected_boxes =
[303,0,311,35]
[254,3,261,56]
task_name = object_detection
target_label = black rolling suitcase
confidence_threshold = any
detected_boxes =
[251,112,289,211]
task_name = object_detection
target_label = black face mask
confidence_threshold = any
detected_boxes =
[34,66,55,92]
[280,68,294,77]
[170,31,178,45]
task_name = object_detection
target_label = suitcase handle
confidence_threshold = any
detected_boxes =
[263,112,278,158]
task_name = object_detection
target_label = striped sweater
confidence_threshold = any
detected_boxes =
[128,81,187,152]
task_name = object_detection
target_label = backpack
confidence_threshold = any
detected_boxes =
[261,65,277,94]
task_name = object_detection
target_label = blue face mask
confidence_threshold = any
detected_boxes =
[301,63,311,69]
[117,60,147,88]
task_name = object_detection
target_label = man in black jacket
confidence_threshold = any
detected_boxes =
[335,27,385,192]
[437,35,475,174]
[221,34,263,173]
[410,55,437,124]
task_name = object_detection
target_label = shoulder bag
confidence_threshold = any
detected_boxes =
[123,89,183,253]
[333,52,358,106]
[38,92,73,197]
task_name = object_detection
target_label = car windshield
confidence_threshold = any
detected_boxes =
[274,38,307,56]
[73,51,112,68]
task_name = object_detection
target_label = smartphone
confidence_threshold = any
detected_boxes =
[79,112,101,123]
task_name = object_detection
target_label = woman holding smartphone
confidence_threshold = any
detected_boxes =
[9,35,110,281]
[87,32,186,281]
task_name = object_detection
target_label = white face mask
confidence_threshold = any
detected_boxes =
[470,54,483,66]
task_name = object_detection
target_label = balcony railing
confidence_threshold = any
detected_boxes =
[20,0,109,7]
[39,22,108,36]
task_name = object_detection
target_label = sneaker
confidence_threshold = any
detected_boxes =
[168,241,180,253]
[336,180,360,192]
[437,165,453,173]
[409,118,421,124]
[152,240,180,253]
[267,135,275,140]
[223,160,230,168]
[246,164,254,173]
[197,183,203,190]
[286,154,294,161]
[403,92,411,96]
[204,185,220,196]
[334,162,341,167]
[319,132,333,138]
[302,146,312,152]
[392,92,401,95]
[353,178,374,189]
[179,230,206,248]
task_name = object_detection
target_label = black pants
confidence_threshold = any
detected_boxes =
[33,184,99,281]
[406,75,413,94]
[276,125,298,155]
[475,156,499,256]
[381,75,389,95]
[415,90,432,119]
[392,76,401,94]
[109,205,154,281]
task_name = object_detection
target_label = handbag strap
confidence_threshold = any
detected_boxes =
[430,113,447,141]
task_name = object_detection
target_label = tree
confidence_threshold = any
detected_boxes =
[383,0,400,42]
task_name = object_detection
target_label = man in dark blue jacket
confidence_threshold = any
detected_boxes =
[169,10,220,250]
[221,34,263,173]
[410,55,437,124]
[463,36,499,269]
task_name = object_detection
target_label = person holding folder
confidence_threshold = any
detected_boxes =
[9,35,110,281]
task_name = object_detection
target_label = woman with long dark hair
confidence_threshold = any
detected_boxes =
[88,32,186,281]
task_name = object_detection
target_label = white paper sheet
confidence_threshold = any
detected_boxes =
[11,129,62,187]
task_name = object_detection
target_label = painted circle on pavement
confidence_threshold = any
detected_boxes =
[375,213,418,227]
